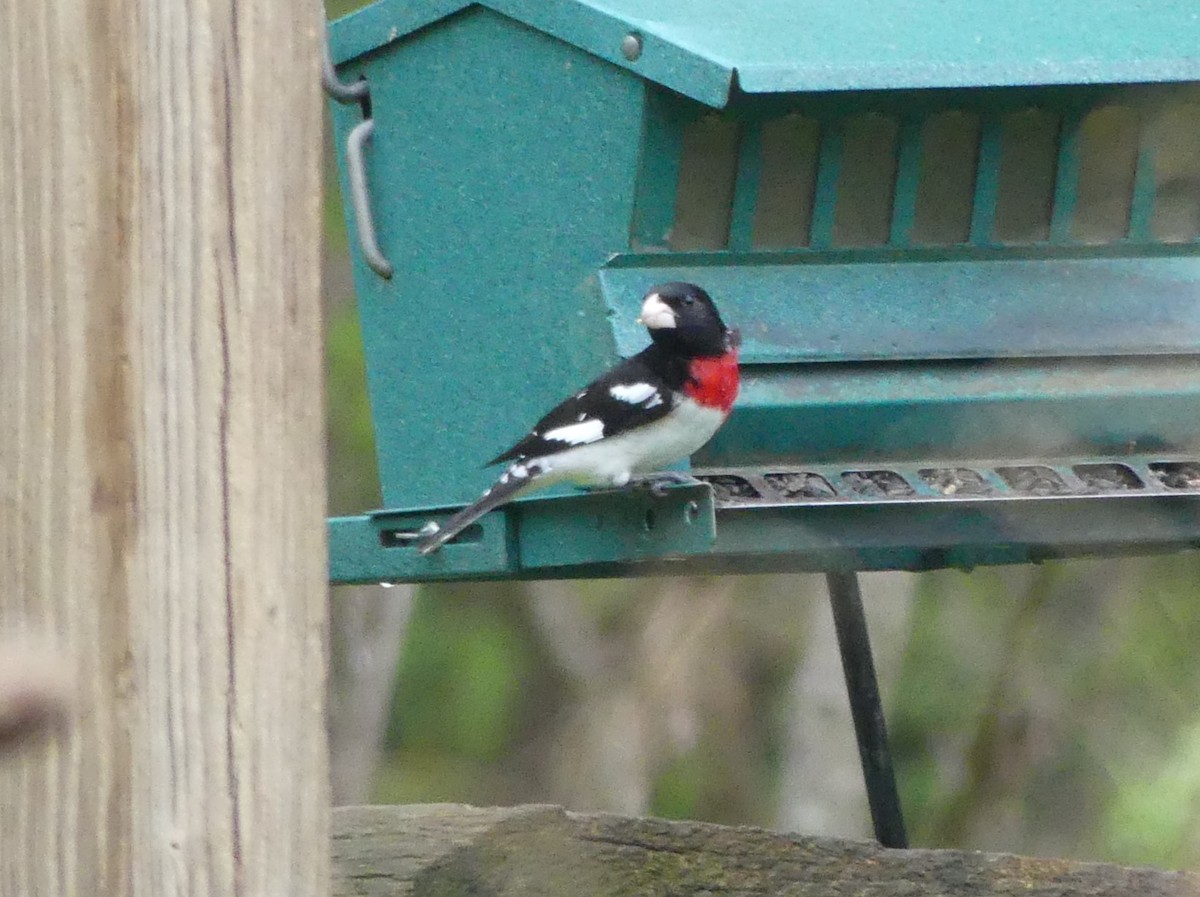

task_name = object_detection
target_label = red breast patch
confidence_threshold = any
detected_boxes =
[684,350,740,413]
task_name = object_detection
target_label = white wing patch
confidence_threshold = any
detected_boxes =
[498,463,531,486]
[610,383,660,405]
[543,418,605,445]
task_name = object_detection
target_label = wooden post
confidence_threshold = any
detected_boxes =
[0,2,328,895]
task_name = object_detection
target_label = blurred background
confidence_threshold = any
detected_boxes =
[324,0,1200,870]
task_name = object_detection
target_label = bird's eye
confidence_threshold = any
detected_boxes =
[682,295,696,306]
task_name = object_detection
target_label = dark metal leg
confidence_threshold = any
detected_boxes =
[826,571,908,848]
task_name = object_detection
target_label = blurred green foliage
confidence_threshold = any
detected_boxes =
[326,0,370,20]
[893,558,1200,865]
[1107,718,1200,866]
[370,582,566,806]
[326,302,380,515]
[386,584,536,762]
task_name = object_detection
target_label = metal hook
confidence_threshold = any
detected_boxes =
[321,19,368,104]
[346,119,394,280]
[322,9,391,278]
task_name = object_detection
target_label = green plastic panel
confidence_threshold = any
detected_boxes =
[699,492,1200,575]
[330,8,644,510]
[516,483,715,572]
[331,0,1200,109]
[329,506,514,583]
[329,484,717,583]
[600,251,1200,364]
[703,358,1200,468]
[610,0,1200,96]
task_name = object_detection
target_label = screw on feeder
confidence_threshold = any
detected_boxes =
[620,32,643,61]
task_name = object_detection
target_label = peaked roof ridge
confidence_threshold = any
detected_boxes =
[330,0,1200,109]
[329,0,736,107]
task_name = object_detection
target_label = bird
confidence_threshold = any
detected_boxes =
[416,282,739,555]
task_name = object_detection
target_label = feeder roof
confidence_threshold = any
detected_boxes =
[331,0,1200,107]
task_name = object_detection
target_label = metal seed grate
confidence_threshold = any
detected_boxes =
[842,470,916,498]
[918,467,994,496]
[995,465,1070,495]
[763,471,837,499]
[1073,463,1145,492]
[1149,461,1200,489]
[694,457,1200,508]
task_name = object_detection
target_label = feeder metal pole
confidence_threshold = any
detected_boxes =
[826,571,909,848]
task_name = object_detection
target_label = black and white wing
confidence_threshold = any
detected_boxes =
[488,351,681,466]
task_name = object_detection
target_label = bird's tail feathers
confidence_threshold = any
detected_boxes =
[416,463,541,555]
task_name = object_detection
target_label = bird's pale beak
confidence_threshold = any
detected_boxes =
[636,292,676,329]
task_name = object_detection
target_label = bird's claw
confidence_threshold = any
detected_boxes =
[628,472,702,497]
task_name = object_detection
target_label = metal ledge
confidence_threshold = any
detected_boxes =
[679,456,1200,575]
[329,483,717,584]
[328,456,1200,584]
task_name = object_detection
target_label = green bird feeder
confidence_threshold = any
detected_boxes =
[324,0,1200,848]
[325,0,1200,585]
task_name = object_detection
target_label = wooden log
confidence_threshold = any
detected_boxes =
[333,804,1197,897]
[0,1,328,894]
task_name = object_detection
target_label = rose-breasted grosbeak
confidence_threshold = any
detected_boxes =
[416,282,739,555]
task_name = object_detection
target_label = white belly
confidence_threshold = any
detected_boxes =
[535,398,727,488]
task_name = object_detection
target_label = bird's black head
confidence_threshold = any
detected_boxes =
[637,282,732,358]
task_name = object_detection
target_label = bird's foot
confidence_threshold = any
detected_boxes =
[627,471,702,498]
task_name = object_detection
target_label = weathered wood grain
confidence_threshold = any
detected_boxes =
[333,804,1199,897]
[0,2,328,895]
[0,641,73,751]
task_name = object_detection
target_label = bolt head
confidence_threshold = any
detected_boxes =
[620,32,643,61]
